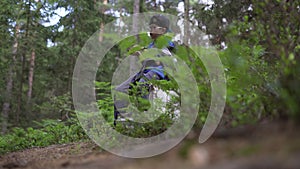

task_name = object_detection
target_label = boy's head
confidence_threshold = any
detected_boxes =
[149,14,170,39]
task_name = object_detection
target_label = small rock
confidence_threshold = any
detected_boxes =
[188,146,210,168]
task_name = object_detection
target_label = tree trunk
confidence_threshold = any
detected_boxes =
[132,0,140,41]
[27,49,35,104]
[183,0,192,64]
[130,0,140,76]
[1,24,19,134]
[184,0,190,45]
[99,0,108,42]
[1,70,13,134]
[27,0,41,104]
[2,69,13,134]
[17,52,25,123]
[16,1,31,123]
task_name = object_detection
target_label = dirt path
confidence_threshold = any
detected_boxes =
[1,121,300,169]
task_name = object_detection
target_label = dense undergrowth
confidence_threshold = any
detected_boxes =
[0,117,88,155]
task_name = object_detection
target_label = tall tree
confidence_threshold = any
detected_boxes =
[27,49,35,104]
[99,0,108,42]
[54,0,102,94]
[130,0,140,76]
[192,0,252,47]
[250,0,300,119]
[0,0,19,133]
[184,0,190,45]
[27,0,43,104]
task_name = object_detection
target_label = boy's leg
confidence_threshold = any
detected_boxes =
[114,74,137,125]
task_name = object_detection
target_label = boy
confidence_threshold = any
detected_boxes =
[114,14,175,126]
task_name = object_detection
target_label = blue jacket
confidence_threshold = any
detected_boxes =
[141,41,175,80]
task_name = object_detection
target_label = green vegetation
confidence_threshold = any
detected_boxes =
[0,118,88,155]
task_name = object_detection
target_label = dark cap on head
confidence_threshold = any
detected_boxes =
[149,14,170,30]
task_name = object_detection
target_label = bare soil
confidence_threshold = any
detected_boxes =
[1,121,300,169]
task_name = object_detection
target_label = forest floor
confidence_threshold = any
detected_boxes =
[1,120,300,169]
